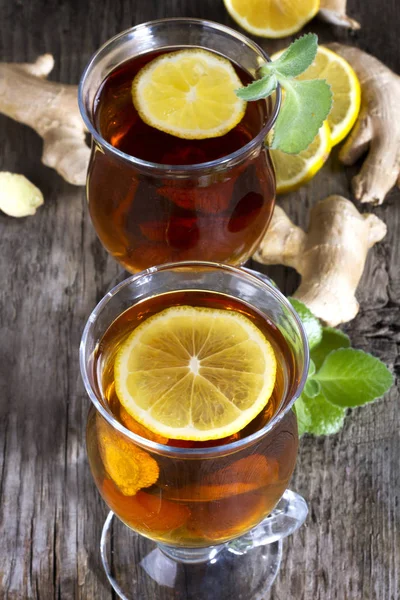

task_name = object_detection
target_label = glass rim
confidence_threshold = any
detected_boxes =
[80,261,309,458]
[78,17,282,176]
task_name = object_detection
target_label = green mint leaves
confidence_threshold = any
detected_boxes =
[235,34,333,154]
[316,349,394,408]
[264,34,319,78]
[270,79,332,153]
[290,299,394,437]
[289,298,322,350]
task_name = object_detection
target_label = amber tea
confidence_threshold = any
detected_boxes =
[87,49,276,272]
[86,290,298,547]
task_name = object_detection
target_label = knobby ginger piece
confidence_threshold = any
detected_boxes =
[254,195,387,327]
[102,479,190,532]
[0,54,89,186]
[329,44,400,205]
[319,0,360,29]
[96,414,159,496]
[0,172,44,217]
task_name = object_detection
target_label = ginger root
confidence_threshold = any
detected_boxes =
[319,0,360,29]
[254,195,387,326]
[0,172,43,217]
[97,414,159,496]
[329,44,400,205]
[0,54,89,186]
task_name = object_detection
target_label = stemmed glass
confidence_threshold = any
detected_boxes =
[78,19,281,273]
[80,262,309,599]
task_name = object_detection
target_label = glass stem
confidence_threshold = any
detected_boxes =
[158,544,225,564]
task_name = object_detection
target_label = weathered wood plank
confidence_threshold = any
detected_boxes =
[0,0,398,599]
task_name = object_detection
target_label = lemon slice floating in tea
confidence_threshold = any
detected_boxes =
[114,306,277,441]
[131,49,246,140]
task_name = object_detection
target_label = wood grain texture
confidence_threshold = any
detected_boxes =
[0,0,398,598]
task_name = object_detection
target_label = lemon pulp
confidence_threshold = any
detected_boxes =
[223,0,320,38]
[132,49,246,140]
[114,306,277,441]
[271,122,332,194]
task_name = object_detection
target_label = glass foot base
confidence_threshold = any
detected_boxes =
[100,512,283,600]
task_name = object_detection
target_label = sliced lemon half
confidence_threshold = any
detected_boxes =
[131,49,246,140]
[114,306,277,441]
[223,0,320,38]
[272,46,361,146]
[271,121,332,194]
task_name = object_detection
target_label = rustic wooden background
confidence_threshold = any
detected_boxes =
[0,0,399,598]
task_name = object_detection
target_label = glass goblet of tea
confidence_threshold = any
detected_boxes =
[80,262,309,600]
[79,19,281,273]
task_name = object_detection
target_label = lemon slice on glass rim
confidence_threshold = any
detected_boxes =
[131,49,246,140]
[114,306,277,441]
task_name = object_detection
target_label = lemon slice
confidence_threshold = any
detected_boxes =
[271,121,332,194]
[115,306,277,441]
[131,50,246,140]
[223,0,320,38]
[272,46,361,146]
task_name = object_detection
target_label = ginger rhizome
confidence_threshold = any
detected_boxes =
[319,0,360,29]
[254,195,387,327]
[329,44,400,205]
[96,415,159,496]
[0,172,44,217]
[0,54,89,186]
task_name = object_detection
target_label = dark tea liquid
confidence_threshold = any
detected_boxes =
[88,49,276,272]
[86,291,298,546]
[95,51,267,166]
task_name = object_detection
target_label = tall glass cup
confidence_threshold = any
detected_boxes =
[80,262,309,600]
[79,19,281,272]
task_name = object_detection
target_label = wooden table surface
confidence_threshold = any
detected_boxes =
[1,1,399,598]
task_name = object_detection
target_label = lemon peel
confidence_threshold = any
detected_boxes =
[271,121,332,194]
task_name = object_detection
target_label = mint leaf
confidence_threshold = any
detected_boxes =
[308,359,316,378]
[296,392,347,436]
[315,348,394,408]
[289,298,322,350]
[303,359,320,396]
[262,33,318,79]
[236,74,277,101]
[304,378,321,398]
[234,34,333,154]
[293,398,312,437]
[311,327,351,370]
[270,79,333,154]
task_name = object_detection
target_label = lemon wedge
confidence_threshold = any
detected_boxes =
[271,121,332,194]
[272,46,361,146]
[223,0,320,38]
[114,306,277,441]
[131,49,246,140]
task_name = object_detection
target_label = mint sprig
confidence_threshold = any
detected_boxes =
[295,392,346,437]
[315,349,394,408]
[290,299,394,437]
[289,298,322,350]
[236,34,333,154]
